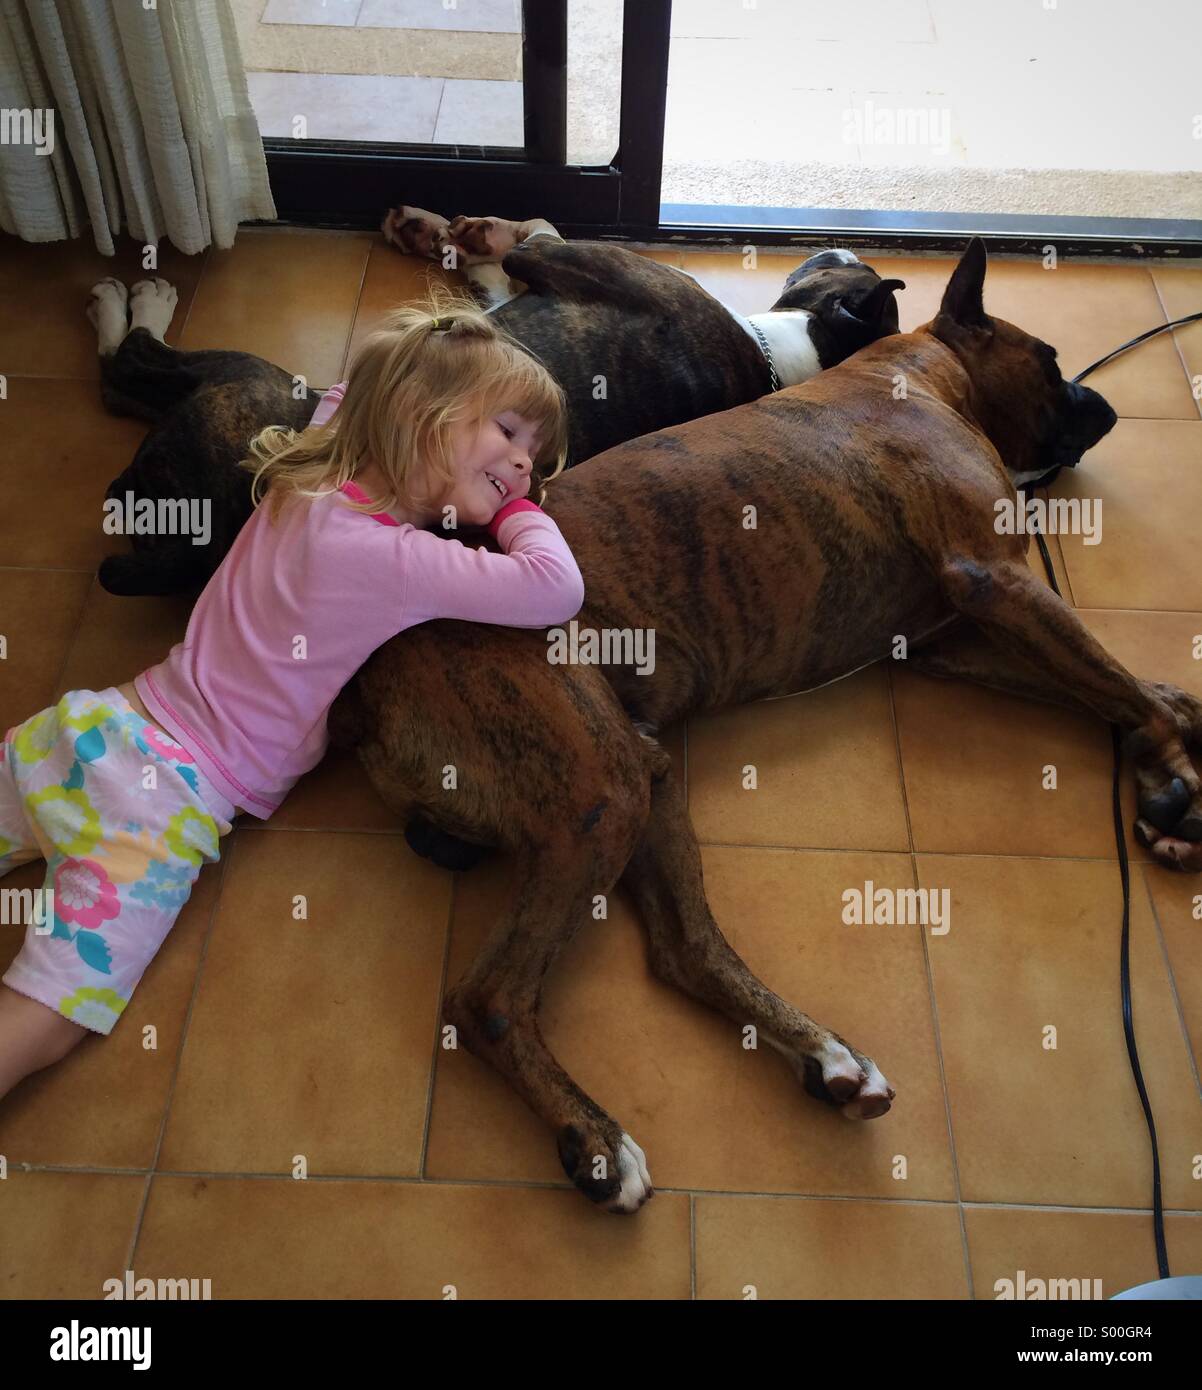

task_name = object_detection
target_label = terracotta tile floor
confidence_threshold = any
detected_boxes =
[1,229,1201,1300]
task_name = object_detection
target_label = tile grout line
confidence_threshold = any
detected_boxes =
[337,237,376,381]
[1138,863,1202,1105]
[418,869,458,1180]
[124,829,239,1273]
[695,839,1124,863]
[1149,272,1202,425]
[45,573,97,703]
[0,565,96,575]
[689,1193,697,1300]
[21,1160,1201,1217]
[887,662,975,1299]
[172,244,209,347]
[1045,498,1078,609]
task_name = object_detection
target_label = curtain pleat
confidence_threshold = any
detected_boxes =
[0,0,274,253]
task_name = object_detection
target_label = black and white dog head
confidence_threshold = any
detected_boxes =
[772,249,905,365]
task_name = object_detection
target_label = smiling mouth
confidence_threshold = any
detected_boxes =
[485,472,508,499]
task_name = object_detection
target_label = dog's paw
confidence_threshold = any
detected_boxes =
[557,1124,654,1214]
[1134,767,1202,872]
[1134,812,1202,872]
[87,277,127,316]
[380,205,449,258]
[1146,682,1202,748]
[794,1038,895,1120]
[129,278,178,339]
[87,278,129,353]
[445,215,521,264]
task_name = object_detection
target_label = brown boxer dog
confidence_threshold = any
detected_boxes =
[329,238,1201,1213]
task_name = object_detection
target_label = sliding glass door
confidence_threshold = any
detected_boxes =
[259,0,1200,256]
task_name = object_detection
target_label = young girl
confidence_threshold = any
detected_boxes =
[0,296,581,1100]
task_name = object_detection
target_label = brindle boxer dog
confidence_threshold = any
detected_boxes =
[327,238,1202,1213]
[92,213,902,597]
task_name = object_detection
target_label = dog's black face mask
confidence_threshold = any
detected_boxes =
[1009,338,1118,489]
[772,251,905,362]
[1024,376,1119,490]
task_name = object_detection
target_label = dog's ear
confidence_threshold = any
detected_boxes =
[937,237,991,331]
[846,277,905,334]
[829,277,906,350]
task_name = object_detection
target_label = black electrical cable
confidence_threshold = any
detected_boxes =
[1027,309,1200,1282]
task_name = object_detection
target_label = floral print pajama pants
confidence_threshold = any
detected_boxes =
[0,689,233,1035]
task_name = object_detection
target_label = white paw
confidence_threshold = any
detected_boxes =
[819,1038,867,1097]
[87,278,129,354]
[603,1133,654,1214]
[839,1058,894,1121]
[766,1033,895,1119]
[129,277,178,340]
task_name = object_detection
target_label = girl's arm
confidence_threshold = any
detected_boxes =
[399,499,585,629]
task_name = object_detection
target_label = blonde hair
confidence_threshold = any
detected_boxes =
[240,286,569,520]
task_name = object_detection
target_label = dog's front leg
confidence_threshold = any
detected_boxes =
[911,624,1202,767]
[909,623,1093,712]
[620,761,895,1119]
[939,556,1202,869]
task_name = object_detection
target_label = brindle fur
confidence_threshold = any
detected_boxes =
[327,240,1202,1211]
[98,331,315,595]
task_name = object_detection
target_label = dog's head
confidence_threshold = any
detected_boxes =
[771,249,905,363]
[926,237,1117,487]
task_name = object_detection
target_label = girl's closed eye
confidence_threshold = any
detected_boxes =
[496,420,514,440]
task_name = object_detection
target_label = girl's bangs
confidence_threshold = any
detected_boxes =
[472,343,564,439]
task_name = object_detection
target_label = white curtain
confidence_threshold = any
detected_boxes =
[0,0,275,254]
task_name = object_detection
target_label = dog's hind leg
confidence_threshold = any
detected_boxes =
[346,634,664,1211]
[87,278,129,357]
[444,828,657,1214]
[89,276,179,362]
[620,757,895,1120]
[128,277,179,341]
[98,320,305,428]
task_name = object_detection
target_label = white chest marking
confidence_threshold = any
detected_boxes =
[663,262,820,387]
[741,310,821,387]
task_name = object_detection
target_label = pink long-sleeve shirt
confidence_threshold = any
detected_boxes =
[135,388,584,819]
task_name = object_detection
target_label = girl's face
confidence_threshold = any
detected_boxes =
[437,410,543,526]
